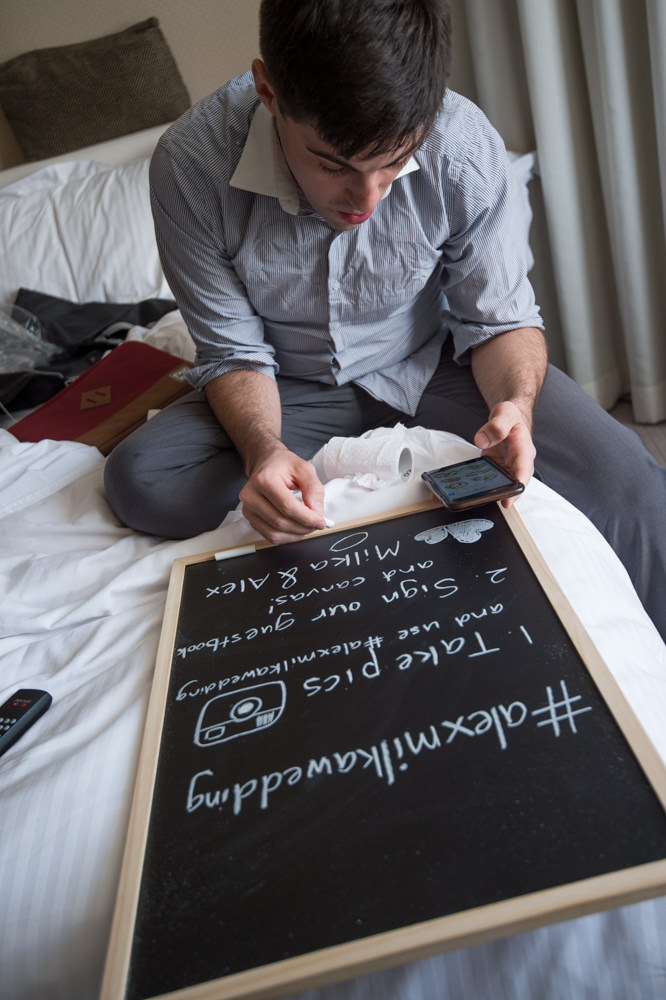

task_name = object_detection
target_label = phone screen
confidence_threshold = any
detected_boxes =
[422,457,523,508]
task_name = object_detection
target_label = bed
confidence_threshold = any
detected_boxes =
[1,126,666,1000]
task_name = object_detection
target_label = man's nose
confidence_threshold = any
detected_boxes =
[345,172,386,212]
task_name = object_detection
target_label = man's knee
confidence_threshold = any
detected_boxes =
[533,367,663,518]
[104,428,244,539]
[104,435,170,535]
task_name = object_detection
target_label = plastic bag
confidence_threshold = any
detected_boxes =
[0,306,58,374]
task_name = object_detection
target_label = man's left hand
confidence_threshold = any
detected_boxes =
[473,400,536,506]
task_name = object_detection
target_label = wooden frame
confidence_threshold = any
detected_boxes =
[101,501,666,1000]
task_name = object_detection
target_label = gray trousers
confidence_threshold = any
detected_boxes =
[104,341,666,640]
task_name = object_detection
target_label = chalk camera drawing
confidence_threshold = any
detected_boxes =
[194,681,287,747]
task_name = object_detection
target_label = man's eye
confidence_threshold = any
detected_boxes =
[319,162,345,175]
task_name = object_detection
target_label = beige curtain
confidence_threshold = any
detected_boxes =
[450,0,666,423]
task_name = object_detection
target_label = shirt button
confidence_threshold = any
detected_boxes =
[332,321,341,330]
[331,280,340,290]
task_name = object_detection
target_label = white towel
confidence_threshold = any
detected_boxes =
[319,425,415,489]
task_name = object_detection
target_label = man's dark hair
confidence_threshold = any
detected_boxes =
[259,0,452,158]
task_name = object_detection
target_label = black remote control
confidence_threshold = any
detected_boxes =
[0,689,52,757]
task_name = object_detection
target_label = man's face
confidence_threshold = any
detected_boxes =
[273,112,417,230]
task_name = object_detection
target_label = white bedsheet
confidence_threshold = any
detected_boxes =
[1,426,665,1000]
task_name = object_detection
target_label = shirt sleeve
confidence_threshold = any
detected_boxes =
[438,115,544,363]
[149,139,279,390]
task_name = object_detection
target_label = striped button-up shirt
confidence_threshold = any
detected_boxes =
[150,72,542,415]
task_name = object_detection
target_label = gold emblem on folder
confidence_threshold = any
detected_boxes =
[80,385,112,410]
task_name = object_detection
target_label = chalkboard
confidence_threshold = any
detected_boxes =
[102,502,666,1000]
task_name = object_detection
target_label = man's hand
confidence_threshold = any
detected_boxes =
[470,327,547,505]
[474,401,536,506]
[239,443,327,543]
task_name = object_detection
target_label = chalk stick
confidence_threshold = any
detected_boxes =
[214,544,256,561]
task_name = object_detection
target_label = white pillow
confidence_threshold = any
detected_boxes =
[0,157,171,305]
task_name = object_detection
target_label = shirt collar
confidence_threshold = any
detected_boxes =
[229,102,420,216]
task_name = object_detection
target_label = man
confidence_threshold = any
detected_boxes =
[105,0,666,641]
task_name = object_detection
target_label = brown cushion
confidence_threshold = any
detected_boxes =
[0,18,190,161]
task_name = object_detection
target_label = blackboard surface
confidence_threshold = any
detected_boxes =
[118,504,666,1000]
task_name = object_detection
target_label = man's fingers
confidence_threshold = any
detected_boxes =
[473,401,536,490]
[242,498,326,545]
[239,451,328,543]
[299,465,326,519]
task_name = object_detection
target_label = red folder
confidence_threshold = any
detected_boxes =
[9,340,193,455]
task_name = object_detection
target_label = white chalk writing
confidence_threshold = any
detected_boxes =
[184,681,593,818]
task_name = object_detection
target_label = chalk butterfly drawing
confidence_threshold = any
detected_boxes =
[194,681,286,747]
[415,518,494,545]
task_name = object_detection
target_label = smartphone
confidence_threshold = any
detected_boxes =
[421,456,524,510]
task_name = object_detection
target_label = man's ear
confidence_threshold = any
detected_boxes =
[252,59,279,116]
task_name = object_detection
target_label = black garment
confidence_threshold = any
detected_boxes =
[1,288,177,409]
